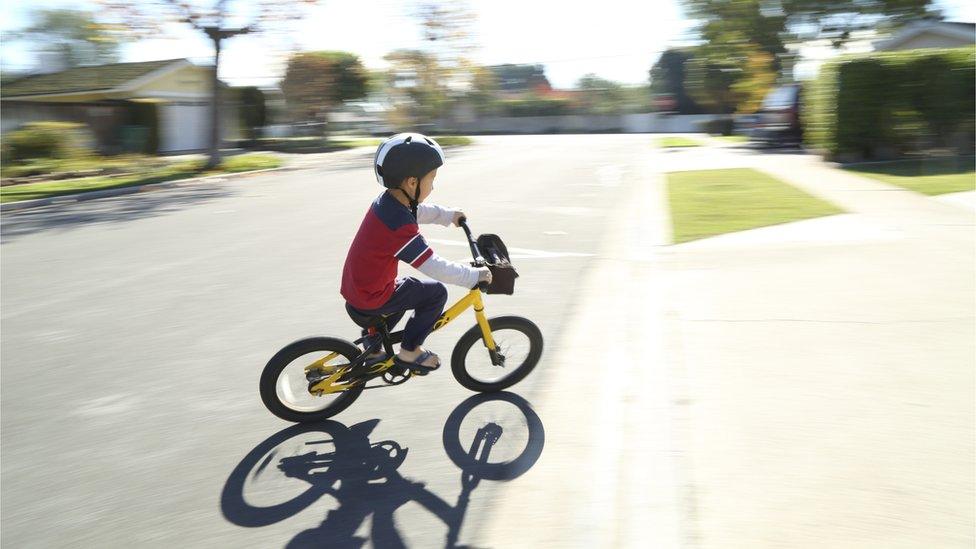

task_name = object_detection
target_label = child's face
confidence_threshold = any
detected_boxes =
[407,169,438,203]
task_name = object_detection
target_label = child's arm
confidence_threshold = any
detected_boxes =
[396,231,491,288]
[416,253,490,288]
[417,203,461,226]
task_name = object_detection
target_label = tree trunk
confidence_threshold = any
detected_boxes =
[206,36,222,170]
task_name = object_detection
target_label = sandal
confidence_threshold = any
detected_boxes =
[394,350,441,374]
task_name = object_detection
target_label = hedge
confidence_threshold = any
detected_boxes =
[498,97,574,117]
[2,121,94,162]
[805,47,975,160]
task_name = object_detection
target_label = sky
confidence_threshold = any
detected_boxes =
[1,0,973,89]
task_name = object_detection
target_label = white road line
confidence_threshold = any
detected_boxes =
[427,238,594,259]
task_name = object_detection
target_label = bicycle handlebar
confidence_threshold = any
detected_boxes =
[458,217,490,292]
[457,217,484,264]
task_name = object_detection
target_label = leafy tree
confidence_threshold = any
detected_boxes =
[9,9,126,68]
[678,0,931,112]
[383,49,447,128]
[685,56,743,114]
[410,1,480,125]
[465,66,500,115]
[98,0,319,168]
[414,1,478,73]
[683,0,787,62]
[682,0,939,57]
[281,51,368,131]
[649,49,702,114]
[685,41,778,114]
[575,74,627,115]
[729,45,777,113]
[780,0,939,45]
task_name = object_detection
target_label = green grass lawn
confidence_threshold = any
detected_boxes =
[328,137,383,149]
[657,136,702,148]
[431,135,473,147]
[843,157,975,195]
[667,168,844,243]
[1,153,282,203]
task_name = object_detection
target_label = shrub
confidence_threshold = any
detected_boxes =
[430,135,472,146]
[805,47,975,160]
[498,98,574,117]
[3,121,94,161]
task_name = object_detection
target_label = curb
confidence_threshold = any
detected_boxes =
[0,166,288,213]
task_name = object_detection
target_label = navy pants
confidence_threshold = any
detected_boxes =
[350,277,448,351]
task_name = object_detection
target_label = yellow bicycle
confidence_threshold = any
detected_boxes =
[260,220,543,423]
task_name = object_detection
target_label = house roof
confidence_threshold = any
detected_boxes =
[1,59,191,98]
[876,20,976,50]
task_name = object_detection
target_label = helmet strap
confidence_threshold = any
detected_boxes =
[410,182,421,217]
[394,180,420,218]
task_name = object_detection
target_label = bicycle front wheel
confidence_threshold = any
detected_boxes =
[259,337,364,423]
[451,316,543,392]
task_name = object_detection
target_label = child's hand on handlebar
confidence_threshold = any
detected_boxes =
[477,267,493,284]
[452,211,466,227]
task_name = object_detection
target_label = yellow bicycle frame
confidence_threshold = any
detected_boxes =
[430,287,496,348]
[308,288,496,395]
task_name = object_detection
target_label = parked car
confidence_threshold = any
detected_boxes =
[751,84,802,147]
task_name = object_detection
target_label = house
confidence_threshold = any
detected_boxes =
[1,58,241,154]
[875,20,975,51]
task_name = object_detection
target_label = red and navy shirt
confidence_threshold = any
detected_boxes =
[341,192,433,309]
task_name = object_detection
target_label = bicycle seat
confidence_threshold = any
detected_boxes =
[345,303,389,329]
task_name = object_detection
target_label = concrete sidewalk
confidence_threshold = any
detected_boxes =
[478,147,974,548]
[666,153,974,547]
[479,154,687,547]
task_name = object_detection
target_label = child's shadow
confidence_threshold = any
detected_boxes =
[221,392,544,548]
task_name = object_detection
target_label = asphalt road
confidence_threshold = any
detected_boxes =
[4,135,973,548]
[1,135,650,547]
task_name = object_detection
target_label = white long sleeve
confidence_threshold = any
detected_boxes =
[417,203,457,226]
[416,252,481,288]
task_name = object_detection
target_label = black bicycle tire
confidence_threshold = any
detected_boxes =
[259,337,365,423]
[450,316,543,392]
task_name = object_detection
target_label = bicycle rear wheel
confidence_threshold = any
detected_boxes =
[451,316,543,392]
[259,337,364,423]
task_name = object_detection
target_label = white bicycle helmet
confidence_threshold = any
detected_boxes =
[373,133,445,217]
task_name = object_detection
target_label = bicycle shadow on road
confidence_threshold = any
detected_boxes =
[221,391,545,548]
[1,183,234,243]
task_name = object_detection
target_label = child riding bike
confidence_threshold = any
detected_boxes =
[341,133,493,374]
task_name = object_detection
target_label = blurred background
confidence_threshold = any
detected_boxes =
[0,0,973,170]
[1,1,974,548]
